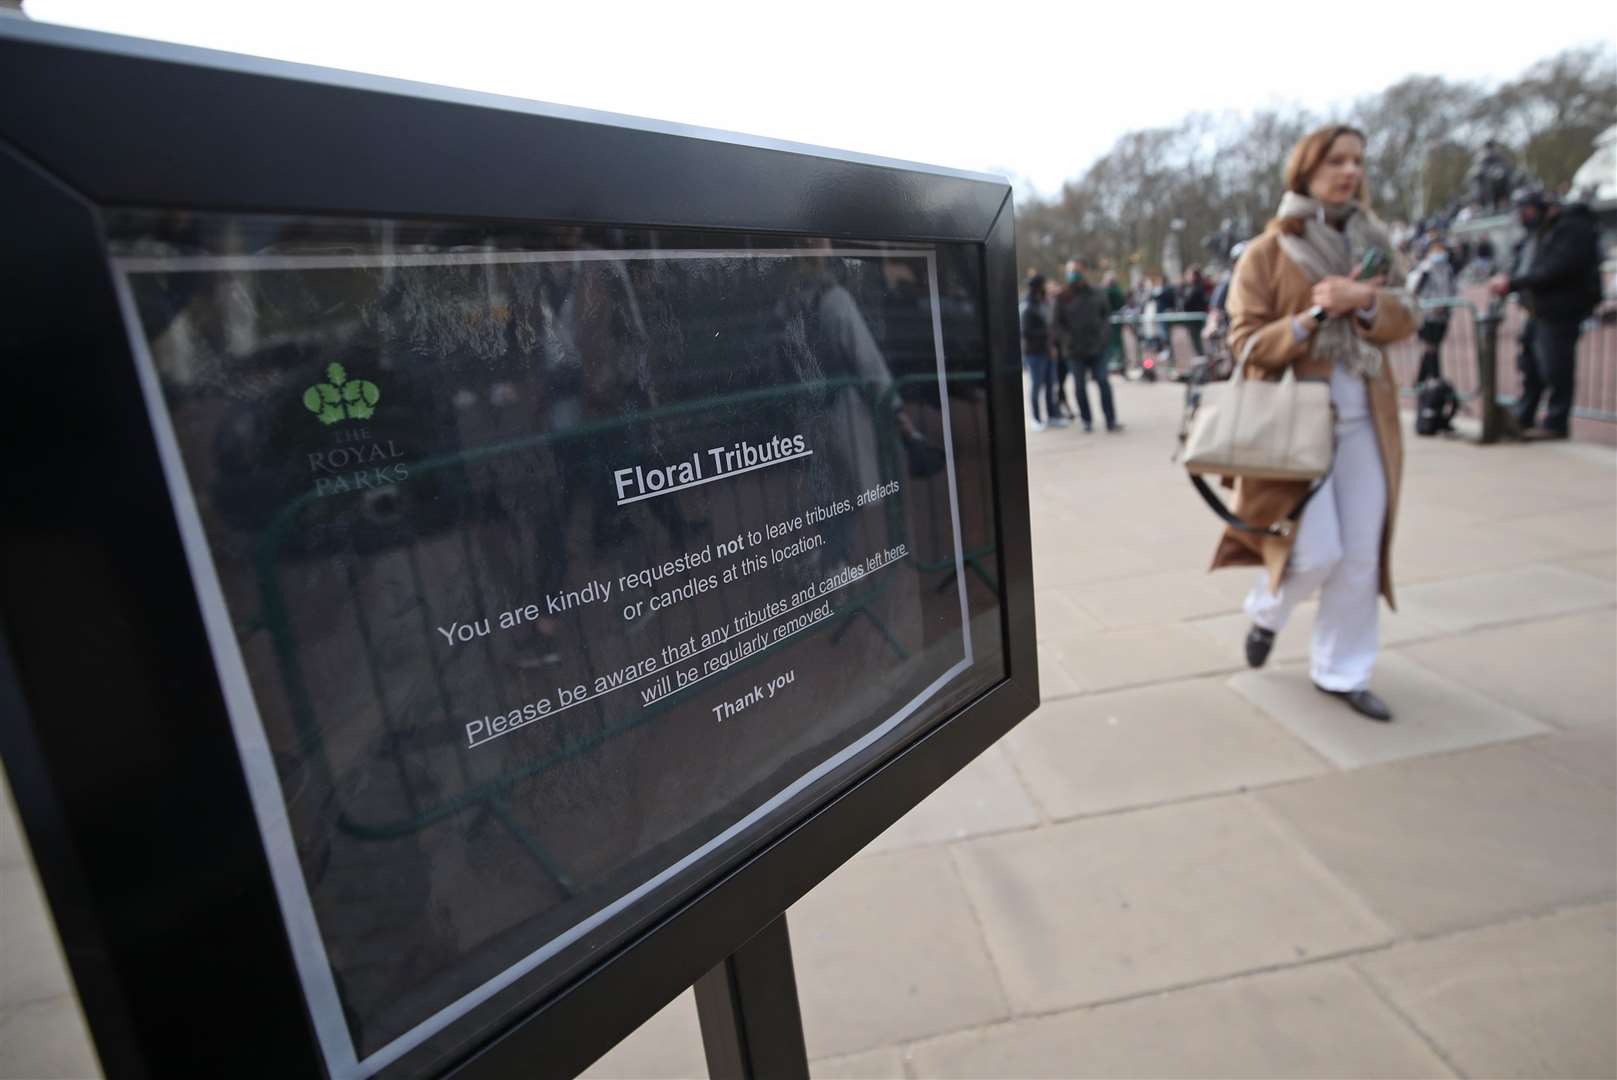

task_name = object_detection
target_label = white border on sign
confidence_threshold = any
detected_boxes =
[113,244,976,1079]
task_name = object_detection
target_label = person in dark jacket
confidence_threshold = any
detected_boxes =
[1019,271,1060,431]
[1181,265,1210,355]
[1055,259,1122,432]
[1101,267,1127,373]
[1491,190,1603,438]
[1149,273,1180,364]
[1045,276,1077,423]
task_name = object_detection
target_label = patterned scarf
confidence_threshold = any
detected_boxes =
[1275,192,1414,378]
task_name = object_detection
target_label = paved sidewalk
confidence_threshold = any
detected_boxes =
[584,380,1616,1079]
[3,381,1612,1078]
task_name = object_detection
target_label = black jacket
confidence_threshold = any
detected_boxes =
[1509,203,1603,324]
[1181,280,1209,313]
[1055,282,1112,357]
[1019,298,1052,355]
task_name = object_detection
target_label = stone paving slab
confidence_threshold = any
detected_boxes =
[861,745,1040,855]
[1531,725,1617,792]
[0,995,102,1080]
[1060,570,1242,630]
[1559,552,1617,580]
[1394,564,1617,634]
[0,864,74,1011]
[1001,679,1327,821]
[907,962,1453,1079]
[1259,740,1617,936]
[1039,624,1238,695]
[1393,527,1587,585]
[1029,544,1159,590]
[1189,601,1445,667]
[579,990,922,1080]
[810,1046,907,1078]
[1199,566,1268,608]
[0,766,21,871]
[1227,654,1548,770]
[1396,608,1617,732]
[1492,503,1617,556]
[1033,588,1103,640]
[1417,469,1612,522]
[1035,642,1082,698]
[949,796,1392,1015]
[1392,499,1487,541]
[788,846,1010,1059]
[1357,903,1617,1080]
[1107,530,1222,572]
[1442,449,1617,492]
[578,990,705,1080]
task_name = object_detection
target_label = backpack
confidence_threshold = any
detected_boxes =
[1415,377,1459,436]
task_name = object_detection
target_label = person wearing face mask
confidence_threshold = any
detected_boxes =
[1213,124,1417,722]
[1489,189,1603,439]
[1409,237,1457,384]
[1055,258,1122,432]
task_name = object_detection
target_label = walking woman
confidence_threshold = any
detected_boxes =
[1019,271,1057,431]
[1213,124,1417,721]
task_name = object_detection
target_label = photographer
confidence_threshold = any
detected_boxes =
[1409,237,1457,385]
[1490,189,1603,438]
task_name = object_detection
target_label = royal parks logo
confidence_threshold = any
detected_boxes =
[301,362,409,498]
[303,362,381,425]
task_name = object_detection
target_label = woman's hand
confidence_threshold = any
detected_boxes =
[1311,275,1382,317]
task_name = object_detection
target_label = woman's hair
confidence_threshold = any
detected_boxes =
[1271,123,1368,235]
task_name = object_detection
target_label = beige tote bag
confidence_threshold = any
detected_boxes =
[1183,357,1332,481]
[1180,340,1334,537]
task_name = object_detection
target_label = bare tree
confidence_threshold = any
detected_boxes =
[1013,44,1616,273]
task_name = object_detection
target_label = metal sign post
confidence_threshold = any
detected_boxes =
[1476,299,1523,443]
[695,915,810,1080]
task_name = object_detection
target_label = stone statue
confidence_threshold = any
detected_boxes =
[1468,141,1517,214]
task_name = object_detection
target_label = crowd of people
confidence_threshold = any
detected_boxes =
[1018,259,1125,432]
[1026,188,1604,436]
[1394,218,1499,284]
[1018,258,1236,432]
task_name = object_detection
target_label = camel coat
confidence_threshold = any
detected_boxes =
[1209,229,1417,607]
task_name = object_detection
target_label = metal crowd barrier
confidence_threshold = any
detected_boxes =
[1388,292,1617,441]
[1109,312,1209,377]
[1105,293,1615,442]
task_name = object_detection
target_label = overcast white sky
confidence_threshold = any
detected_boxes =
[22,0,1613,197]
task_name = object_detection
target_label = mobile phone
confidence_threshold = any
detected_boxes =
[1356,247,1390,281]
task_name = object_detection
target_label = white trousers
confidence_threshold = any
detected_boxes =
[1243,377,1387,692]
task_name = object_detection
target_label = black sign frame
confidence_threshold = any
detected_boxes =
[0,17,1039,1079]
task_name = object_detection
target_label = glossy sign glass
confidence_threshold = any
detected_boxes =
[107,211,1005,1077]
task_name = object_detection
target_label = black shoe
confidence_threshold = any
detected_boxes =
[1106,422,1125,433]
[1244,625,1275,669]
[1315,684,1393,722]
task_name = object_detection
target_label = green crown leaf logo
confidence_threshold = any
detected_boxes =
[302,362,380,425]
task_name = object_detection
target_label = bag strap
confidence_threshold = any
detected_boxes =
[1172,333,1256,460]
[1189,472,1324,538]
